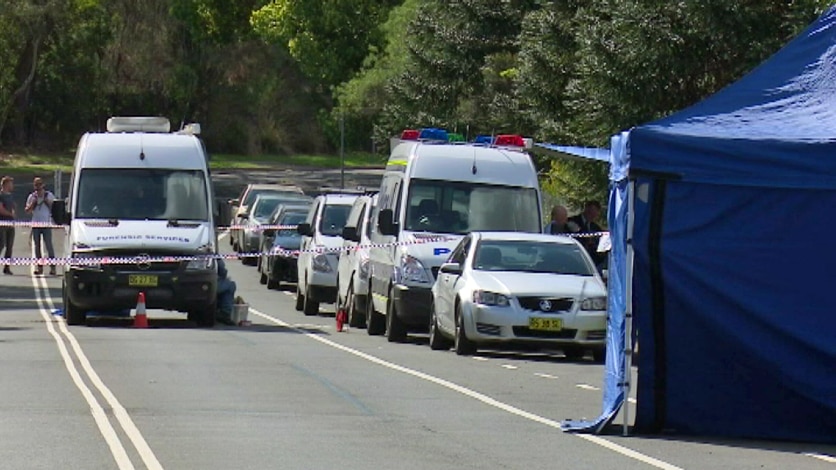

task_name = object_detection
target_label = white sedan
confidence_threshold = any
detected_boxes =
[430,231,607,360]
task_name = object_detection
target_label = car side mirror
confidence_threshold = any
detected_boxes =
[263,228,276,237]
[378,209,399,236]
[439,262,462,275]
[239,211,249,219]
[51,199,69,225]
[297,222,312,236]
[229,198,239,206]
[341,226,359,242]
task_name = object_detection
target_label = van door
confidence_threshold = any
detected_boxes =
[298,198,321,292]
[370,174,401,314]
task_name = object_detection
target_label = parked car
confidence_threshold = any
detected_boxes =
[255,198,313,259]
[295,192,359,316]
[228,183,304,248]
[258,204,311,289]
[236,193,312,260]
[237,194,288,265]
[336,193,378,328]
[430,232,607,360]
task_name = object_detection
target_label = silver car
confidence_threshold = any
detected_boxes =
[430,231,607,360]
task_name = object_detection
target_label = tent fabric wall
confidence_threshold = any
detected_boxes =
[563,7,836,443]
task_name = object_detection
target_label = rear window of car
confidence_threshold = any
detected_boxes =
[318,204,352,236]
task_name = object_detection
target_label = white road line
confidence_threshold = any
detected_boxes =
[804,452,836,463]
[34,259,163,470]
[472,356,489,361]
[577,384,600,391]
[218,230,229,241]
[534,373,558,379]
[31,276,136,470]
[501,364,517,370]
[250,308,683,470]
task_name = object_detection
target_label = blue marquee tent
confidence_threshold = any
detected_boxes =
[564,6,836,443]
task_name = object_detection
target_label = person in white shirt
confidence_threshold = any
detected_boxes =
[25,177,56,275]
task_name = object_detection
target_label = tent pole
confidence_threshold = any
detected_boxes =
[623,179,636,436]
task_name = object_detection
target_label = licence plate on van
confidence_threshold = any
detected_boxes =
[128,275,158,287]
[529,317,563,331]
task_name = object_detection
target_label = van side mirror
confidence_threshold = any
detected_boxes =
[51,199,69,225]
[378,209,399,236]
[341,226,359,242]
[297,222,312,236]
[228,198,239,206]
[439,262,462,275]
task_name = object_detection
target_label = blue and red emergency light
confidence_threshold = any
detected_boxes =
[399,128,530,149]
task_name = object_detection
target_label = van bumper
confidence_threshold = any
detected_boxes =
[392,284,432,328]
[66,268,217,312]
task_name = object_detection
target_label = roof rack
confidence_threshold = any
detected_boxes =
[106,116,171,133]
[316,186,371,196]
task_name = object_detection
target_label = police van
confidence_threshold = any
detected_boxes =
[368,129,543,341]
[59,117,219,326]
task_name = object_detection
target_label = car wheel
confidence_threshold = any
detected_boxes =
[454,306,476,356]
[295,283,304,311]
[267,277,279,290]
[428,303,451,351]
[63,283,87,326]
[385,289,407,343]
[366,288,385,336]
[592,348,606,364]
[346,282,365,328]
[303,284,319,316]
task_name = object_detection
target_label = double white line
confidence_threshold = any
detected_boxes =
[31,271,163,470]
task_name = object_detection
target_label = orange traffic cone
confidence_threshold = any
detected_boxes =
[336,308,347,332]
[133,292,149,328]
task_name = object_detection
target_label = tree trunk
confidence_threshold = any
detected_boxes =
[0,34,41,146]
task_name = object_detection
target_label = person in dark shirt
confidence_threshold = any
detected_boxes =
[569,200,605,266]
[0,176,16,275]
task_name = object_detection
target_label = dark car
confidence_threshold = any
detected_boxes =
[258,207,309,289]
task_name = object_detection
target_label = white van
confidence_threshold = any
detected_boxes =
[295,192,359,315]
[60,117,219,326]
[336,192,378,328]
[368,131,543,341]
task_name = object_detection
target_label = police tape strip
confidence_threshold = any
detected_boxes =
[0,229,611,266]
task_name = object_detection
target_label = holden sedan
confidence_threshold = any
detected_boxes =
[430,231,607,360]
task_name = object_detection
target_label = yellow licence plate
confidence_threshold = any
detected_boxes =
[128,275,158,287]
[529,317,563,331]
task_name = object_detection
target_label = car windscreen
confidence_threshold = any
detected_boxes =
[275,212,306,238]
[404,179,540,234]
[244,189,306,207]
[318,204,352,236]
[472,240,594,276]
[76,168,208,221]
[252,198,283,222]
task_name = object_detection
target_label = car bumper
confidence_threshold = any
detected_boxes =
[392,284,433,328]
[66,267,217,312]
[269,256,298,282]
[463,305,607,346]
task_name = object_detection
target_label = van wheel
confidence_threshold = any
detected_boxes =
[303,285,319,316]
[267,278,279,290]
[429,304,451,350]
[385,290,407,343]
[295,284,304,311]
[63,284,87,326]
[366,291,385,336]
[259,271,268,285]
[189,302,216,327]
[454,307,476,355]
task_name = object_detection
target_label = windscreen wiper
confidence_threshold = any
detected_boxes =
[167,219,201,228]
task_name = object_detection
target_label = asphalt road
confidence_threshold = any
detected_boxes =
[1,188,835,468]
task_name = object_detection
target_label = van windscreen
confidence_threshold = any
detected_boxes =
[404,179,540,234]
[76,169,209,221]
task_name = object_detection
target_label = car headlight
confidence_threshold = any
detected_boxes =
[358,258,370,280]
[313,253,332,272]
[399,254,430,284]
[473,290,510,307]
[581,297,607,310]
[72,252,101,270]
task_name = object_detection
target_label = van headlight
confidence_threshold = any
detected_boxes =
[72,252,101,270]
[581,297,607,310]
[186,255,216,271]
[400,255,430,284]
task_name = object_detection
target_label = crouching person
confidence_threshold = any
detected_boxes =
[216,258,237,324]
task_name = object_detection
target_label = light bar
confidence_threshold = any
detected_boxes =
[418,128,448,141]
[401,129,420,140]
[494,134,525,147]
[107,117,171,133]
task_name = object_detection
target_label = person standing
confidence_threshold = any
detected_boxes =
[569,200,605,265]
[25,177,57,275]
[0,176,16,274]
[544,205,580,235]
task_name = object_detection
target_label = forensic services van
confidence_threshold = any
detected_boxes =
[368,129,543,342]
[59,117,219,326]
